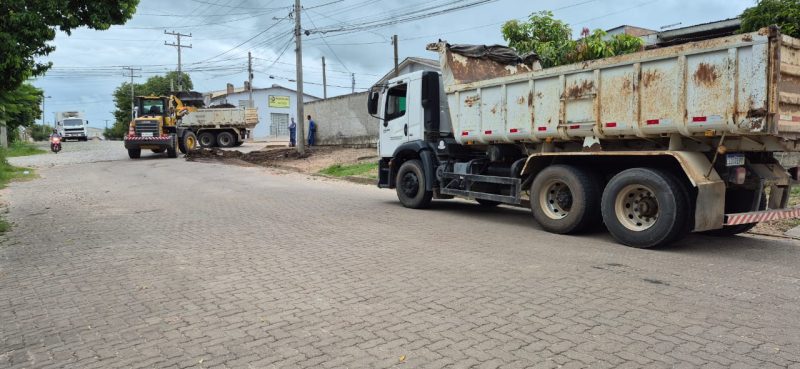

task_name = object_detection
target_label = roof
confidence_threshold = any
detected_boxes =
[376,57,440,84]
[605,25,656,37]
[207,83,319,100]
[645,18,742,46]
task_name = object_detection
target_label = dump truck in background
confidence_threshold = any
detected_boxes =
[56,111,89,141]
[124,92,257,159]
[369,27,800,248]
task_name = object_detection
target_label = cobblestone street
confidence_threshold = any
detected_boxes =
[1,155,800,368]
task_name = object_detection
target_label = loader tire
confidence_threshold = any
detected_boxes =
[128,148,141,159]
[181,131,198,153]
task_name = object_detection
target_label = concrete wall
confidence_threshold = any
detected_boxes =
[303,92,378,147]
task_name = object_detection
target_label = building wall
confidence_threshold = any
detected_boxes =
[303,92,378,147]
[210,88,317,141]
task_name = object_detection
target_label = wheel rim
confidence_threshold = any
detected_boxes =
[539,179,573,219]
[220,135,231,145]
[200,135,212,146]
[400,172,420,198]
[615,184,659,231]
[186,136,196,150]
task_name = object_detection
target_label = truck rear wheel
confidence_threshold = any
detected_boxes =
[198,132,216,148]
[396,159,433,209]
[702,190,766,236]
[530,165,602,234]
[601,168,689,248]
[217,131,235,147]
[128,148,141,159]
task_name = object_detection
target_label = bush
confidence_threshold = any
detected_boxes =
[502,11,644,68]
[740,0,800,38]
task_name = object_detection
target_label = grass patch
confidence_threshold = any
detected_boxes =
[0,163,35,189]
[319,162,379,178]
[7,141,46,157]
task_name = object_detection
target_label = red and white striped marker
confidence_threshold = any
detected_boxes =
[725,207,800,225]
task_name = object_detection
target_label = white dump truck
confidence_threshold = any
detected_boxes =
[369,27,800,248]
[56,111,89,141]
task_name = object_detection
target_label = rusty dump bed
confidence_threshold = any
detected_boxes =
[429,28,800,151]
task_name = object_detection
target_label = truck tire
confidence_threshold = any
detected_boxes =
[181,131,198,153]
[702,190,767,236]
[530,165,602,234]
[217,131,235,147]
[128,148,141,159]
[151,148,165,153]
[601,168,689,248]
[198,132,216,148]
[396,159,433,209]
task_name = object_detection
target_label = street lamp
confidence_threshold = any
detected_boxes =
[41,95,51,140]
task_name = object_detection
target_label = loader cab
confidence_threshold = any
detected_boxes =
[135,96,168,119]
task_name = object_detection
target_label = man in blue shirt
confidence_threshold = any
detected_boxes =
[307,115,317,146]
[288,117,297,147]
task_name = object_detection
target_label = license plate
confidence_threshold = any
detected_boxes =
[141,132,153,137]
[726,153,745,167]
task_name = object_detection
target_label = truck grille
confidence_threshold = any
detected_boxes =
[135,121,159,136]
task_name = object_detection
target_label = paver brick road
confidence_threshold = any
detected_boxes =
[1,154,800,368]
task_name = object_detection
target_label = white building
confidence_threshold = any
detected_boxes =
[205,84,319,141]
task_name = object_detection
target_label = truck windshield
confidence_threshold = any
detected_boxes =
[63,119,83,127]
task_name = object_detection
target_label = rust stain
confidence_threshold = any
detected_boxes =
[742,34,753,42]
[693,63,718,86]
[536,92,543,98]
[446,50,532,85]
[527,92,533,107]
[564,80,594,99]
[746,108,767,118]
[517,96,526,105]
[464,95,480,107]
[622,78,632,90]
[490,105,497,114]
[641,70,661,88]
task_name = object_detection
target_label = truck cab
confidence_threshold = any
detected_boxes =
[56,111,89,141]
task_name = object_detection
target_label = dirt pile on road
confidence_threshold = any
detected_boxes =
[185,147,312,165]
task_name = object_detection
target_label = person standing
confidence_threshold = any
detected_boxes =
[288,117,297,147]
[307,115,317,146]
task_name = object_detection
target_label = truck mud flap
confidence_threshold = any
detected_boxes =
[440,172,521,204]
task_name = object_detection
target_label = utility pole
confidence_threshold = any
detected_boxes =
[248,51,254,108]
[164,30,192,91]
[321,56,327,99]
[104,119,109,130]
[294,0,305,155]
[351,73,355,93]
[392,34,399,78]
[122,67,142,120]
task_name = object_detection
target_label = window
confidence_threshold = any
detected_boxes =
[385,84,407,121]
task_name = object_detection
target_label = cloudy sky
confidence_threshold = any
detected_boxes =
[32,0,755,129]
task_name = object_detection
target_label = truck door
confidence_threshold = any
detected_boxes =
[379,82,409,158]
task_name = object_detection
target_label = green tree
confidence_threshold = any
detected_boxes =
[106,72,193,140]
[0,83,43,141]
[740,0,800,38]
[0,0,139,92]
[501,11,643,68]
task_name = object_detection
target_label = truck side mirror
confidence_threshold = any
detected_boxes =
[367,90,379,115]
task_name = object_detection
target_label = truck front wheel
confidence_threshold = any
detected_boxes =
[128,148,141,159]
[601,168,689,248]
[396,159,433,209]
[530,165,602,234]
